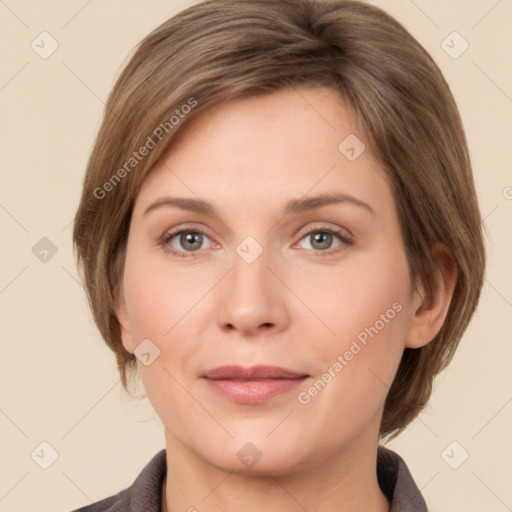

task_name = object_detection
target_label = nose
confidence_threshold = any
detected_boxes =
[217,244,290,337]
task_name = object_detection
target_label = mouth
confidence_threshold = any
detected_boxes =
[201,365,310,404]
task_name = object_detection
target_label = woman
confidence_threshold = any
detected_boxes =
[71,0,485,510]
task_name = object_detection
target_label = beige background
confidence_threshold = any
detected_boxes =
[0,1,511,511]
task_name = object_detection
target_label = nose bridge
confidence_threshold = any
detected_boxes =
[217,237,288,333]
[230,239,274,305]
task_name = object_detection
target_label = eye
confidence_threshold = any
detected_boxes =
[295,226,353,255]
[161,227,215,257]
[160,224,354,258]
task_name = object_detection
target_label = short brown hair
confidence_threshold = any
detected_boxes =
[73,0,486,441]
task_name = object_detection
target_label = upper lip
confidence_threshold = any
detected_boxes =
[201,365,309,380]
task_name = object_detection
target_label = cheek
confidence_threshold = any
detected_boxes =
[121,251,195,428]
[303,248,412,403]
[121,245,213,402]
[292,259,411,444]
[306,254,410,356]
[123,246,205,341]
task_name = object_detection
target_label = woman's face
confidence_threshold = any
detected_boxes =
[117,86,419,474]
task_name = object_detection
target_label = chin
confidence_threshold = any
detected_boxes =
[199,437,307,476]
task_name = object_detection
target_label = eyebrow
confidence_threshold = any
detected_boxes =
[143,192,376,218]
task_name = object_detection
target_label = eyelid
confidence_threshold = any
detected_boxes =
[162,222,215,241]
[294,222,354,241]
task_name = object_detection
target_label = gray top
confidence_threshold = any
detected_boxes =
[71,446,427,512]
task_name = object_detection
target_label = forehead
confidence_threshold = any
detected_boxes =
[134,86,392,217]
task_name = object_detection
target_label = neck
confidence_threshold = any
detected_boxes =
[162,431,390,512]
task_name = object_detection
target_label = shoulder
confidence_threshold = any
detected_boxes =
[69,449,167,512]
[377,445,428,512]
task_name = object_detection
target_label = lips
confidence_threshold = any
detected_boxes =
[202,365,308,380]
[201,365,310,404]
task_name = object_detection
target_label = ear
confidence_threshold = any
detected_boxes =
[405,244,458,349]
[114,282,135,355]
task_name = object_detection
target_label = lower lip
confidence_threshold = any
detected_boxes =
[203,377,308,404]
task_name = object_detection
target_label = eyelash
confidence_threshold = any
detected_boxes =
[160,224,354,258]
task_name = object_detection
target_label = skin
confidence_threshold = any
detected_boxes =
[116,86,456,512]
